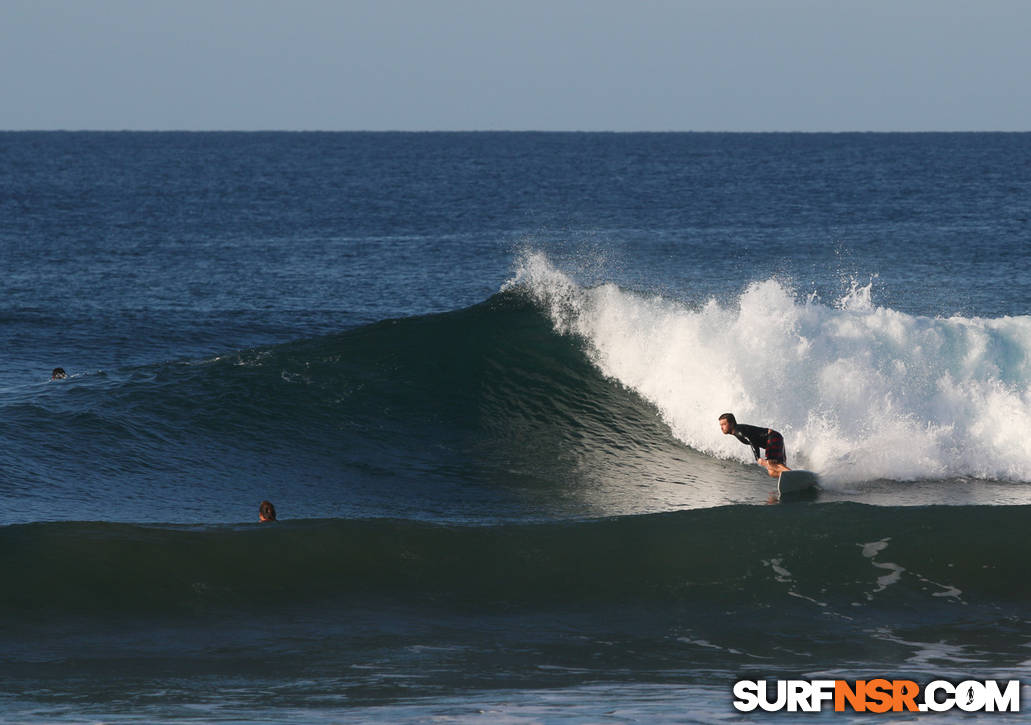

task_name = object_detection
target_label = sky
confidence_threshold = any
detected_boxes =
[2,0,1028,132]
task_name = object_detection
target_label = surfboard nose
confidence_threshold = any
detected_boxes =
[778,470,820,495]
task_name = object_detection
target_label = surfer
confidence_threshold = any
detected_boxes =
[259,500,277,522]
[51,367,67,380]
[719,413,791,478]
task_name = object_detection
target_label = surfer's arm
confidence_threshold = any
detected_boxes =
[734,430,761,461]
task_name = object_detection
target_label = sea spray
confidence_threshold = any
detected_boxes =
[505,251,1031,483]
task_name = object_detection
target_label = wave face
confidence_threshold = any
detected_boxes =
[6,251,1031,525]
[5,504,1030,620]
[3,286,694,524]
[507,252,1031,484]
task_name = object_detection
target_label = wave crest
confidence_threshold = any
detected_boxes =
[506,251,1031,483]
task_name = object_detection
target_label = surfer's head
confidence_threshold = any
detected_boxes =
[51,367,67,380]
[719,413,736,434]
[259,500,277,522]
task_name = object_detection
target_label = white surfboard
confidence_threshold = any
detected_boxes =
[778,469,820,495]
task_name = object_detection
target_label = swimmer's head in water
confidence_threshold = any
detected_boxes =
[51,367,67,380]
[259,500,277,522]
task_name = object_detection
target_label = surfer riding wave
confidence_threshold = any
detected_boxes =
[719,413,791,478]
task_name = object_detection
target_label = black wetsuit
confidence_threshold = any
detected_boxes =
[732,424,786,464]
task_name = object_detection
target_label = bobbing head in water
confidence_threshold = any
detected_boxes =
[259,500,277,522]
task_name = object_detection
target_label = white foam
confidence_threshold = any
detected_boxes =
[504,251,1031,483]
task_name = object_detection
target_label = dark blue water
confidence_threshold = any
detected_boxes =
[2,132,1030,722]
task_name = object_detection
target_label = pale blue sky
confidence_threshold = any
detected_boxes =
[2,0,1028,131]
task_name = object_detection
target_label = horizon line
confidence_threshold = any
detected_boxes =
[2,128,1029,134]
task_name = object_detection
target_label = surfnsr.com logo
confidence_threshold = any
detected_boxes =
[733,679,1020,713]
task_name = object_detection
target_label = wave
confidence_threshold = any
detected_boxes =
[2,287,693,523]
[506,251,1031,483]
[6,252,1031,527]
[3,504,1029,621]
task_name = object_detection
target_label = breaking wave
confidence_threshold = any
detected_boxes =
[505,251,1031,483]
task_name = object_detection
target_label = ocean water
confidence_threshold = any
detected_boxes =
[2,132,1030,722]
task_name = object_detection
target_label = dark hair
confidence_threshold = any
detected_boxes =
[51,367,67,379]
[259,500,277,521]
[719,413,736,427]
